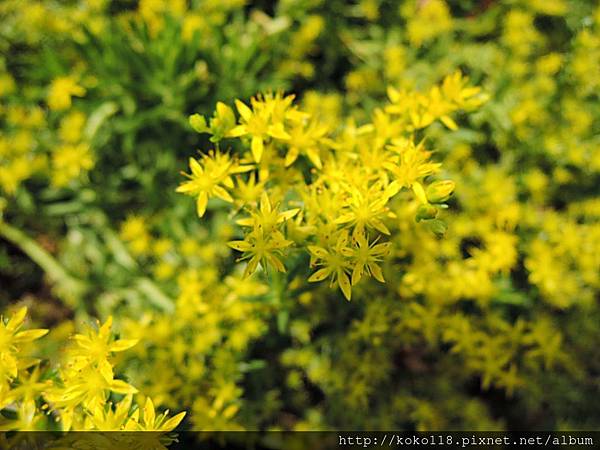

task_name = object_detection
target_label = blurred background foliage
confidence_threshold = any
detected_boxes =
[0,0,599,435]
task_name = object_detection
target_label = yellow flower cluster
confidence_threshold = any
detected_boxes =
[0,104,46,195]
[118,268,269,430]
[47,76,86,112]
[403,0,453,47]
[0,307,185,433]
[105,206,271,430]
[1,0,599,435]
[0,75,93,196]
[179,73,484,300]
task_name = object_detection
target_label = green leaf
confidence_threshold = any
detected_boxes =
[85,101,119,140]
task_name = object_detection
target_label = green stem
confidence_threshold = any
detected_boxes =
[0,220,87,305]
[269,269,284,305]
[269,270,290,333]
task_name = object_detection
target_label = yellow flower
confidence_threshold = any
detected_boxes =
[68,316,138,365]
[0,73,16,97]
[47,76,86,111]
[45,317,139,427]
[125,397,186,431]
[386,71,485,130]
[182,13,205,42]
[234,172,267,206]
[406,0,452,47]
[85,394,133,430]
[228,228,294,277]
[228,94,295,162]
[284,119,329,168]
[334,181,400,238]
[120,215,149,243]
[176,151,252,217]
[384,139,441,189]
[0,155,46,195]
[235,191,299,234]
[345,233,391,285]
[59,111,87,143]
[0,307,48,385]
[228,193,298,276]
[439,70,486,114]
[384,45,406,81]
[308,232,353,301]
[52,143,95,187]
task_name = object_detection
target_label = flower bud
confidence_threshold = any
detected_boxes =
[416,204,438,222]
[426,219,448,237]
[426,180,455,203]
[215,102,236,129]
[189,114,208,133]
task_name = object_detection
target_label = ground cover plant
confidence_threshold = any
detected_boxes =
[0,0,599,441]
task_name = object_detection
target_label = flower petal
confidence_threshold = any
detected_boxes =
[308,267,332,282]
[235,100,253,121]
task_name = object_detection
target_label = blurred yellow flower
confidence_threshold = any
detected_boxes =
[47,76,86,111]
